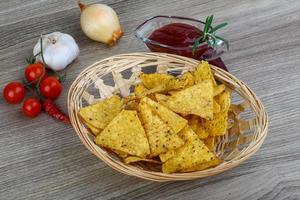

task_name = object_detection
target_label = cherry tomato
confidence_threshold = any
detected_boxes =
[3,82,25,104]
[25,63,45,84]
[23,98,41,118]
[40,76,62,100]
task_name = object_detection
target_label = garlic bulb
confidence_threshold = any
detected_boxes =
[78,1,123,46]
[33,32,79,71]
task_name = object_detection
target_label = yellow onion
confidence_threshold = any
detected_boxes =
[78,1,123,46]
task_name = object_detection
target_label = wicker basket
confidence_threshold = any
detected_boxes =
[68,52,268,182]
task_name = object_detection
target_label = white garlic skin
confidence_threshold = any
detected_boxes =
[80,4,123,45]
[33,32,79,71]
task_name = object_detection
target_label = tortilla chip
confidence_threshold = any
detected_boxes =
[204,137,215,151]
[214,84,225,96]
[203,91,231,136]
[215,91,231,111]
[123,95,140,111]
[167,91,178,95]
[141,97,187,133]
[139,73,186,92]
[125,99,140,111]
[213,100,221,113]
[159,80,214,119]
[159,150,176,162]
[179,72,195,88]
[134,84,148,96]
[155,93,169,102]
[193,61,216,85]
[79,95,122,130]
[188,116,209,139]
[140,73,174,89]
[170,79,187,90]
[95,110,150,158]
[160,125,201,162]
[85,122,102,136]
[123,95,138,103]
[162,126,217,173]
[204,112,228,136]
[135,85,166,99]
[179,157,221,172]
[124,156,161,164]
[138,102,184,157]
[113,150,128,158]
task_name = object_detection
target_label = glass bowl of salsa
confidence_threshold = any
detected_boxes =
[135,15,229,64]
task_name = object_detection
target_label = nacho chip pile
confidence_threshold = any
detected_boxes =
[78,61,231,173]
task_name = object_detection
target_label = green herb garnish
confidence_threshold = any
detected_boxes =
[192,15,229,55]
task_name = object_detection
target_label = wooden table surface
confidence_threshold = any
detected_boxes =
[1,0,300,199]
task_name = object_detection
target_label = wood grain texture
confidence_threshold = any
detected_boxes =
[0,0,300,199]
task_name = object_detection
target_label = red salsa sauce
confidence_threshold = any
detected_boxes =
[147,23,227,71]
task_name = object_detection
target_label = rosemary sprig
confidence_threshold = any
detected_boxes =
[192,15,228,55]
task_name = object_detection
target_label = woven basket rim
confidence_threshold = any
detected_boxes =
[68,52,269,181]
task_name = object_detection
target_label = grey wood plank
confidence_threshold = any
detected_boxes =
[1,0,300,199]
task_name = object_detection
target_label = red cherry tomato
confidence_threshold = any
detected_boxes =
[25,63,45,84]
[3,82,26,104]
[40,76,62,100]
[23,98,41,118]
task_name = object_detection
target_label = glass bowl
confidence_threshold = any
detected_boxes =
[135,15,228,61]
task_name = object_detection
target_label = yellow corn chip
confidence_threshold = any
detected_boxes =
[179,72,195,88]
[204,137,215,151]
[159,80,214,119]
[162,126,217,173]
[155,93,169,102]
[141,97,187,134]
[159,150,176,162]
[179,157,221,172]
[160,125,199,162]
[123,95,138,103]
[215,90,231,111]
[124,156,161,164]
[134,84,148,96]
[85,122,102,136]
[139,73,186,92]
[138,102,184,157]
[140,73,174,89]
[213,100,221,113]
[79,95,122,130]
[167,91,178,95]
[203,91,231,136]
[203,112,228,136]
[112,150,128,158]
[188,116,209,139]
[145,85,167,96]
[214,84,225,96]
[95,110,150,158]
[193,61,217,85]
[135,84,167,97]
[123,95,140,111]
[169,79,187,90]
[157,72,195,95]
[125,100,140,111]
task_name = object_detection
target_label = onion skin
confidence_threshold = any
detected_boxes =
[109,29,123,46]
[78,1,123,46]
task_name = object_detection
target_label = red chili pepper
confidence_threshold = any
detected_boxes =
[42,99,70,124]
